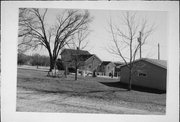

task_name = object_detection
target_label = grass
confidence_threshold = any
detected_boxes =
[17,68,166,114]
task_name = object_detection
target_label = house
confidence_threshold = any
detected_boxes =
[97,61,124,77]
[78,54,102,75]
[119,58,167,91]
[97,61,115,77]
[114,62,124,77]
[60,48,101,75]
[61,48,90,63]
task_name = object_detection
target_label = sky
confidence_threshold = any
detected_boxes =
[24,8,167,62]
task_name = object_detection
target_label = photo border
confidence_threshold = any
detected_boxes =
[1,1,179,122]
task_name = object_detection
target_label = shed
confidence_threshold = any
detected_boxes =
[119,58,167,91]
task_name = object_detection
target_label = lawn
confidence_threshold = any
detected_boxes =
[17,68,166,114]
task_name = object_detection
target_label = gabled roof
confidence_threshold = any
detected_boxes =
[100,61,124,67]
[78,54,93,61]
[85,54,102,63]
[61,49,90,55]
[120,58,167,69]
[114,62,124,66]
[101,61,111,66]
[143,58,167,69]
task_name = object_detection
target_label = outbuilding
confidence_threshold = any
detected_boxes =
[97,61,115,76]
[119,58,167,91]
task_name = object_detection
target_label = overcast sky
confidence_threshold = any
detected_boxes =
[25,8,167,62]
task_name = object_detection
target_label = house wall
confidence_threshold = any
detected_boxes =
[84,56,101,72]
[100,66,105,75]
[97,65,105,75]
[61,50,88,69]
[104,63,115,76]
[120,60,167,91]
[114,67,121,77]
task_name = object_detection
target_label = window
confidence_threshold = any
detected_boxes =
[89,65,91,69]
[138,72,146,77]
[137,70,147,77]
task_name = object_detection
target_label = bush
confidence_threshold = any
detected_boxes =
[18,53,50,66]
[30,54,50,66]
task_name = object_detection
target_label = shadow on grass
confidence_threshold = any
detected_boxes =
[19,86,126,96]
[18,67,49,72]
[99,81,166,94]
[39,89,127,94]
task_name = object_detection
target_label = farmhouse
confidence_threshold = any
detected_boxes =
[60,48,101,75]
[61,48,90,62]
[119,58,167,91]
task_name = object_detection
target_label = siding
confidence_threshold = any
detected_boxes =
[104,63,115,76]
[120,60,167,91]
[84,56,101,72]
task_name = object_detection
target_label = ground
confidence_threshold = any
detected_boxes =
[17,66,166,114]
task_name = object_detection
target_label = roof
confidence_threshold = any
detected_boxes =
[143,58,167,69]
[101,61,111,66]
[85,54,102,63]
[78,54,93,61]
[120,58,167,69]
[61,49,90,55]
[114,62,124,66]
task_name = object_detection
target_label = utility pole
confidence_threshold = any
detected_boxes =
[138,31,142,59]
[158,43,160,60]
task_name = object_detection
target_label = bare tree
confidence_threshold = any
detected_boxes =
[71,27,90,50]
[69,28,91,80]
[18,8,92,71]
[108,12,155,91]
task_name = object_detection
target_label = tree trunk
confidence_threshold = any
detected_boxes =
[75,66,78,80]
[65,66,68,78]
[75,60,78,80]
[128,68,132,91]
[49,57,55,71]
[47,48,54,72]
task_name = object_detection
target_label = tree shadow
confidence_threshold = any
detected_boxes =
[99,81,166,94]
[32,88,127,95]
[21,86,127,97]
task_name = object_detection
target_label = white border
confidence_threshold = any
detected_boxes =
[1,1,179,122]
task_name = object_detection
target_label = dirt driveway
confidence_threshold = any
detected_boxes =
[17,87,163,114]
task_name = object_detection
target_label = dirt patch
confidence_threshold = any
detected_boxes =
[17,87,163,114]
